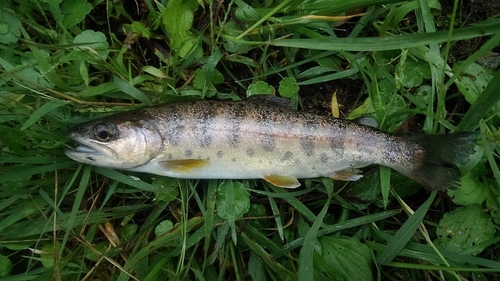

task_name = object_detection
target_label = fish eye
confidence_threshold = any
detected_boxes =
[92,124,115,142]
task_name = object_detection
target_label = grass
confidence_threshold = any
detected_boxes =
[1,0,500,280]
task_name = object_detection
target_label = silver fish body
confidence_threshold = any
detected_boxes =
[65,101,475,190]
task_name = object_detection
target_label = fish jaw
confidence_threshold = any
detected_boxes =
[65,131,119,167]
[65,118,164,170]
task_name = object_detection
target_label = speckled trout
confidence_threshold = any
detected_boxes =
[65,101,476,190]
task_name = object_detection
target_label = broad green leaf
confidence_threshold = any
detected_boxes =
[448,171,489,206]
[216,180,250,244]
[84,242,109,262]
[131,21,152,39]
[435,205,496,255]
[162,0,200,58]
[313,236,372,281]
[193,67,224,89]
[397,57,431,88]
[0,254,13,276]
[247,81,275,96]
[0,8,22,44]
[278,77,299,98]
[73,30,110,61]
[118,224,138,242]
[155,220,174,236]
[40,241,60,268]
[61,0,92,28]
[153,177,180,204]
[455,63,494,105]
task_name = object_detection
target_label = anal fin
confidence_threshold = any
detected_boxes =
[263,175,301,188]
[161,159,210,173]
[330,168,363,181]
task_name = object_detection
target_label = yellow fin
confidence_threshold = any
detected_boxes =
[330,168,363,181]
[263,175,301,188]
[162,159,210,172]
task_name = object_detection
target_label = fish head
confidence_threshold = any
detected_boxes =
[65,115,163,169]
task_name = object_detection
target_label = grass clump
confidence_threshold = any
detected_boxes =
[1,0,500,280]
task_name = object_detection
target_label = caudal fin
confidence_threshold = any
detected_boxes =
[397,132,477,190]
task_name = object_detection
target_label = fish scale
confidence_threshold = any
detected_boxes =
[65,100,476,190]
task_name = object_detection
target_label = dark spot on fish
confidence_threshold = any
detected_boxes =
[294,159,302,165]
[195,107,214,148]
[259,159,263,164]
[232,158,237,162]
[246,148,255,157]
[301,118,318,156]
[217,150,224,158]
[260,133,275,152]
[300,138,315,156]
[258,115,276,152]
[281,151,293,163]
[86,156,95,161]
[330,123,347,158]
[167,154,173,160]
[320,153,328,163]
[312,166,316,170]
[226,103,245,148]
[184,149,193,157]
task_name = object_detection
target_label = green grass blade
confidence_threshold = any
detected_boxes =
[93,167,160,192]
[376,192,436,265]
[268,21,500,51]
[298,197,330,281]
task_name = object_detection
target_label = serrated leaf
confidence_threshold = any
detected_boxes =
[247,81,275,96]
[435,205,496,255]
[193,67,224,89]
[278,77,299,98]
[313,236,372,281]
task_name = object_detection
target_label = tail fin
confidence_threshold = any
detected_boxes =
[396,132,477,191]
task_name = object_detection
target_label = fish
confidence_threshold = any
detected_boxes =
[65,100,476,190]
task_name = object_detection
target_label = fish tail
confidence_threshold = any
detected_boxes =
[396,132,477,190]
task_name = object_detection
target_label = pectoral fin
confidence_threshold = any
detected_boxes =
[161,159,210,172]
[263,175,301,188]
[330,168,363,181]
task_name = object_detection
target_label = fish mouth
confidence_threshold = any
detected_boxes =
[64,138,103,163]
